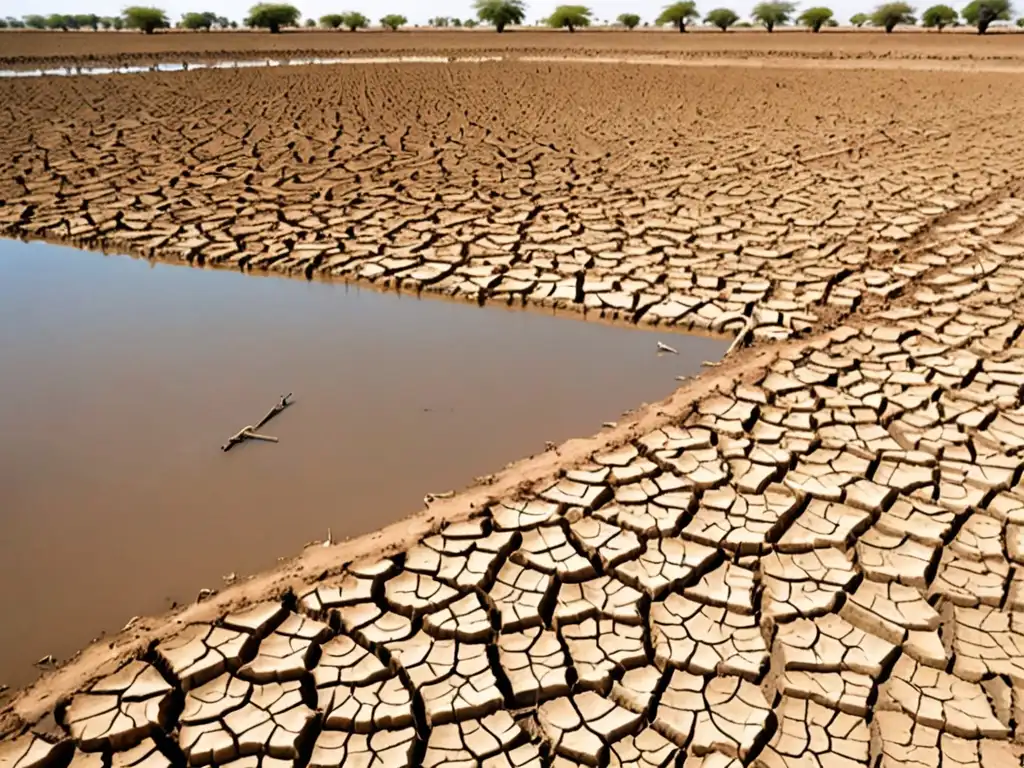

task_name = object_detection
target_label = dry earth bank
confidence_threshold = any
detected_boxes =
[4,57,1024,768]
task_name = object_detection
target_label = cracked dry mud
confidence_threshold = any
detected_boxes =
[5,52,1024,768]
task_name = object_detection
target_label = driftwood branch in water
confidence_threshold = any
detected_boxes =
[221,394,294,452]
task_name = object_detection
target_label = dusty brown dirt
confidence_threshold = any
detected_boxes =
[3,28,1024,70]
[4,45,1024,768]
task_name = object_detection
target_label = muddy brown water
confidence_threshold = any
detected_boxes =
[0,238,727,691]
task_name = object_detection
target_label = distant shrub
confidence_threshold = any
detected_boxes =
[871,2,916,32]
[962,0,1012,33]
[547,5,592,30]
[341,11,369,29]
[797,6,834,30]
[705,7,740,29]
[245,4,300,33]
[122,7,170,33]
[656,1,699,31]
[475,0,526,32]
[849,11,870,25]
[752,2,795,31]
[180,11,218,29]
[379,13,407,30]
[922,4,958,28]
[617,12,641,28]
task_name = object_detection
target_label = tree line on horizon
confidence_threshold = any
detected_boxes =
[2,0,1021,34]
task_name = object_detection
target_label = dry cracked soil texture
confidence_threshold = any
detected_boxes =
[5,49,1024,768]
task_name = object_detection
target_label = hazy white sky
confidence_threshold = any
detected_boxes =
[12,0,1005,26]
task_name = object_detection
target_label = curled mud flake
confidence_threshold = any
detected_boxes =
[308,727,417,768]
[497,627,571,707]
[155,624,250,691]
[880,657,1011,739]
[609,667,663,718]
[928,546,1009,608]
[336,602,415,646]
[777,498,872,552]
[423,711,526,767]
[0,734,72,768]
[653,670,769,760]
[319,675,414,733]
[554,575,644,627]
[568,517,642,570]
[613,537,717,599]
[761,548,857,623]
[649,593,767,681]
[423,592,493,642]
[776,669,874,717]
[178,677,315,767]
[538,693,643,766]
[64,661,174,751]
[682,561,756,615]
[539,478,611,511]
[756,697,870,768]
[773,614,899,679]
[512,524,596,582]
[873,710,1017,768]
[607,727,678,768]
[839,580,940,646]
[490,499,561,531]
[314,635,390,688]
[386,630,502,725]
[682,484,800,555]
[238,612,331,683]
[856,527,938,589]
[408,528,517,591]
[298,567,390,616]
[108,739,174,768]
[488,559,554,632]
[561,618,646,691]
[384,570,461,618]
[222,602,288,637]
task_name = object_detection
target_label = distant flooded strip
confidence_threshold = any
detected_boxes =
[4,53,1021,78]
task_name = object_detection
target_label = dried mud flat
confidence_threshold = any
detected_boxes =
[4,52,1024,768]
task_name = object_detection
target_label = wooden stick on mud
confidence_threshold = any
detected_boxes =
[221,394,294,452]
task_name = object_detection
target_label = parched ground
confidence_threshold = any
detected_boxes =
[4,44,1024,768]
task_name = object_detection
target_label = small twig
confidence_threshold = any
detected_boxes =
[222,394,293,452]
[657,341,679,355]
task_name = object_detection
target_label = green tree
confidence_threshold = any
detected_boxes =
[797,6,834,30]
[752,1,794,31]
[75,13,101,29]
[7,16,26,27]
[871,2,915,31]
[962,0,1012,33]
[246,3,300,32]
[475,0,526,32]
[922,3,958,28]
[547,4,592,30]
[123,7,169,33]
[1017,16,1024,25]
[304,17,316,26]
[704,7,739,28]
[379,13,407,29]
[452,17,463,25]
[849,11,870,24]
[180,11,218,29]
[24,15,47,29]
[319,13,343,27]
[618,12,641,27]
[656,1,699,31]
[113,16,126,28]
[341,12,369,29]
[464,17,479,26]
[429,15,450,25]
[46,14,75,30]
